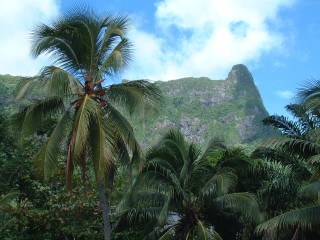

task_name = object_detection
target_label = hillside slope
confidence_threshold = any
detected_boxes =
[127,64,275,147]
[0,64,275,147]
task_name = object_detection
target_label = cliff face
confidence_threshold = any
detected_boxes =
[128,64,275,147]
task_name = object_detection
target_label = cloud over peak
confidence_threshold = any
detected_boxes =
[124,0,296,81]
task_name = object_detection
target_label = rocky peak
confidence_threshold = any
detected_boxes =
[226,64,254,85]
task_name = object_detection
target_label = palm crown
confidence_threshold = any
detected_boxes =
[116,130,262,239]
[14,7,162,190]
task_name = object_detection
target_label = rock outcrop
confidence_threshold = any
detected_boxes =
[128,64,275,147]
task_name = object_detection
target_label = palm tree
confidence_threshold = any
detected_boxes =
[256,96,320,238]
[296,78,320,114]
[262,103,320,161]
[250,147,312,217]
[255,180,320,239]
[116,130,262,239]
[13,6,162,240]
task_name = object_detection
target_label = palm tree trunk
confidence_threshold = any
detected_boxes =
[98,183,111,240]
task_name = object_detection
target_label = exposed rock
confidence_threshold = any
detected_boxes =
[127,64,276,147]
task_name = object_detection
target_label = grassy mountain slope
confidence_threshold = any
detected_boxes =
[127,64,275,147]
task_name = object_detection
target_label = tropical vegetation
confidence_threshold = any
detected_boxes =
[6,6,161,240]
[1,4,320,240]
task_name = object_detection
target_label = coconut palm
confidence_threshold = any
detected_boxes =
[13,7,162,240]
[263,104,320,137]
[255,179,320,239]
[262,103,320,162]
[250,147,312,217]
[116,130,262,239]
[296,78,320,114]
[256,97,320,238]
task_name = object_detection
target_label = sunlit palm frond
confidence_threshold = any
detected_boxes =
[262,136,320,159]
[285,104,320,130]
[308,154,320,164]
[72,95,99,160]
[296,79,320,110]
[158,225,176,240]
[14,76,43,100]
[107,80,163,115]
[97,13,130,57]
[263,115,301,136]
[216,147,253,170]
[40,66,83,97]
[31,21,82,74]
[158,129,188,165]
[252,161,293,187]
[98,38,132,77]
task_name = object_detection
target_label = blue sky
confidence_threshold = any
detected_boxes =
[0,0,319,117]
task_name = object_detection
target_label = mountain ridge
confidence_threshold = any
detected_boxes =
[0,64,275,147]
[126,64,275,147]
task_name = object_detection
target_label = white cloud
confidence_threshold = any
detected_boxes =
[0,0,59,76]
[124,0,296,81]
[276,90,294,99]
[0,0,297,81]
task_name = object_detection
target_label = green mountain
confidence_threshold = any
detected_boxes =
[127,64,275,147]
[0,64,275,147]
[0,74,22,114]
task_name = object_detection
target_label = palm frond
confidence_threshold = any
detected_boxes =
[200,171,237,200]
[214,192,263,224]
[146,140,185,172]
[88,105,117,183]
[216,147,253,170]
[262,136,320,159]
[72,95,99,160]
[40,66,83,97]
[201,137,227,159]
[12,96,64,142]
[195,220,223,240]
[98,38,132,77]
[263,115,301,136]
[158,225,176,240]
[256,206,320,237]
[31,21,82,74]
[296,79,320,110]
[299,181,320,199]
[14,76,42,100]
[33,111,73,180]
[102,102,141,158]
[107,80,163,115]
[97,13,130,59]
